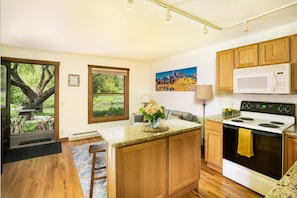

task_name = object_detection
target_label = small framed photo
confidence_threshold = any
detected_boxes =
[68,74,80,87]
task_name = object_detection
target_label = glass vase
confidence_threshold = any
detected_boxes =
[148,118,161,129]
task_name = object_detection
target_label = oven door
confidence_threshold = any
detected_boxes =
[223,124,282,180]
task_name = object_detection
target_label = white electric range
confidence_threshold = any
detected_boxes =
[222,101,295,196]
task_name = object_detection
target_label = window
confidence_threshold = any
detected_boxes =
[88,65,129,123]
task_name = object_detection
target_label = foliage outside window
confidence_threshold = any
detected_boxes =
[88,65,129,123]
[10,63,55,111]
[0,65,7,108]
[1,59,57,118]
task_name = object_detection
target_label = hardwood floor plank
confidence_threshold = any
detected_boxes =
[2,137,263,198]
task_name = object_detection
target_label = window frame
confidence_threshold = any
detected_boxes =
[88,65,129,123]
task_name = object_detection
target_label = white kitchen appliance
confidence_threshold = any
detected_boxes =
[222,101,295,196]
[233,63,291,94]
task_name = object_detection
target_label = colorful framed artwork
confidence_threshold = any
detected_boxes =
[155,66,197,91]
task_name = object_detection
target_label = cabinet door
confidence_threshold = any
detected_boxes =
[259,37,289,65]
[216,49,234,92]
[168,130,200,195]
[205,120,222,173]
[116,139,167,198]
[285,137,297,173]
[291,34,297,92]
[235,44,258,68]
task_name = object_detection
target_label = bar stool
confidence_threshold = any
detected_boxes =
[89,144,106,198]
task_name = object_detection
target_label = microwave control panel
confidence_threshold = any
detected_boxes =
[274,71,289,91]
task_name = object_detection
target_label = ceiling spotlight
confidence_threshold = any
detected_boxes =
[243,21,249,32]
[165,9,171,21]
[127,0,134,8]
[203,24,208,34]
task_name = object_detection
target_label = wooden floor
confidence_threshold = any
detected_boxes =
[1,137,264,198]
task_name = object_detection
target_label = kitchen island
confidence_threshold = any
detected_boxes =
[98,119,201,198]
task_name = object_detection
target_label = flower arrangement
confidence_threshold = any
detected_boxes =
[140,104,165,121]
[222,107,233,116]
[139,104,165,128]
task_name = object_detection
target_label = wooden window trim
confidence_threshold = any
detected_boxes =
[88,65,129,123]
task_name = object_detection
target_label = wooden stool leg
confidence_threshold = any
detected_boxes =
[90,152,96,198]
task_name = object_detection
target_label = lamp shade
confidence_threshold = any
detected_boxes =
[141,94,150,103]
[195,85,213,100]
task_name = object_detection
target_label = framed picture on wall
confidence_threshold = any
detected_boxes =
[68,74,80,87]
[155,66,197,91]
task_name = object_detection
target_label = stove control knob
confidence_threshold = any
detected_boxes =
[278,105,284,112]
[285,105,292,113]
[246,103,252,109]
[241,102,246,109]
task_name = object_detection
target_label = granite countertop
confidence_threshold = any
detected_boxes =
[265,160,297,197]
[206,112,240,123]
[206,114,228,122]
[98,119,202,148]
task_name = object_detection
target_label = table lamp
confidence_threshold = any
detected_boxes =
[141,94,150,107]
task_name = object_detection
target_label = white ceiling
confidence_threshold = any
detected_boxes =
[1,0,297,62]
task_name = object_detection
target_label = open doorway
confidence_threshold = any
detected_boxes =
[1,57,59,149]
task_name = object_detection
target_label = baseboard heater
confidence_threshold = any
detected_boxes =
[69,131,100,140]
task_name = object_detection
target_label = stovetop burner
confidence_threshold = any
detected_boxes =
[259,123,280,128]
[231,117,254,123]
[231,119,244,122]
[270,121,284,125]
[239,117,254,121]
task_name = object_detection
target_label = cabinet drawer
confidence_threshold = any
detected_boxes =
[205,120,222,132]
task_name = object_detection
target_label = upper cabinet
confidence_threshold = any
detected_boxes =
[259,37,290,65]
[216,49,234,92]
[216,34,297,94]
[291,34,297,92]
[235,44,258,68]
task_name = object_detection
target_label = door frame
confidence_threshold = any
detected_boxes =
[1,57,60,142]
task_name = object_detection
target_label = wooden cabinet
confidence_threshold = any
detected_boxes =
[235,44,258,68]
[216,49,234,92]
[168,131,200,196]
[205,119,222,173]
[290,34,297,92]
[116,139,167,197]
[284,134,297,173]
[259,37,290,65]
[107,129,201,197]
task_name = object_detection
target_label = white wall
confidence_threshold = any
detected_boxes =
[2,22,297,139]
[0,46,150,138]
[150,22,297,119]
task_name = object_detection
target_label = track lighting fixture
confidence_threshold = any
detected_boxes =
[243,21,249,32]
[203,24,208,34]
[127,0,134,8]
[165,9,171,21]
[148,0,222,31]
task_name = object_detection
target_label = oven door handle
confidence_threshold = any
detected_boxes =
[223,124,239,131]
[252,130,281,137]
[223,124,281,138]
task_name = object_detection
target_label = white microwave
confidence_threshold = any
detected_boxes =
[233,63,291,94]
